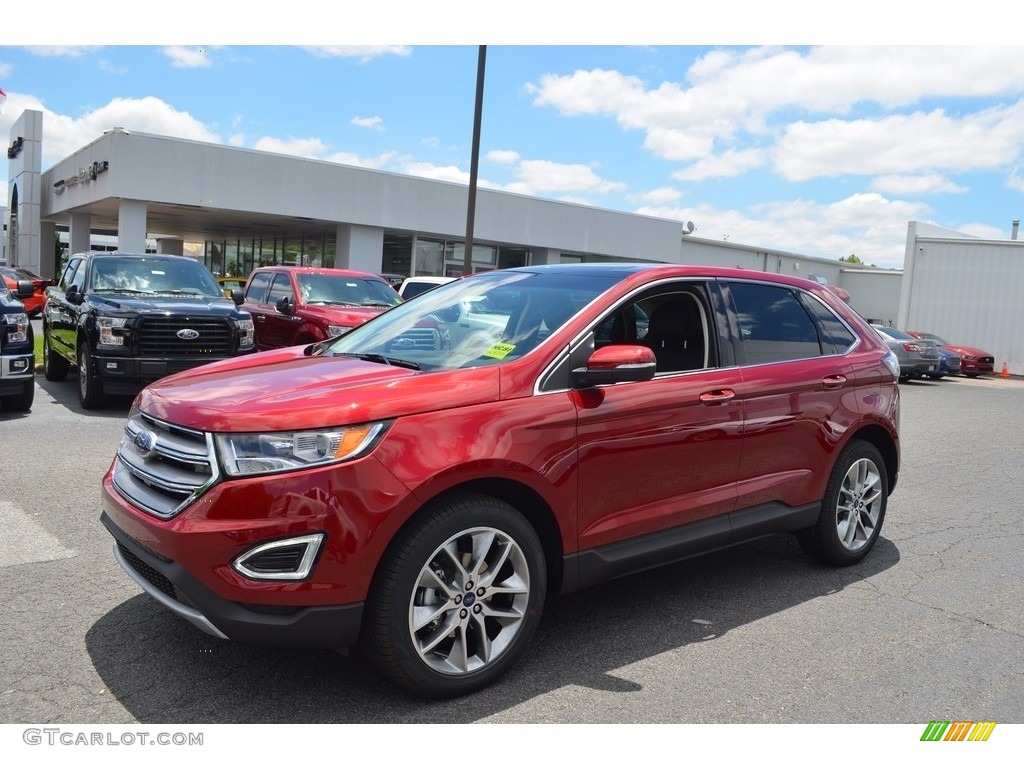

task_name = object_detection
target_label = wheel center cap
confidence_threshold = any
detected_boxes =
[463,592,476,607]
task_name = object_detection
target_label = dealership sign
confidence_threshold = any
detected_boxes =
[53,160,109,194]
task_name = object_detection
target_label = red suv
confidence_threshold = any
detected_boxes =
[242,266,401,350]
[101,264,900,698]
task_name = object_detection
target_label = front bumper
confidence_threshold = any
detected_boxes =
[0,351,34,395]
[102,511,364,648]
[93,352,252,394]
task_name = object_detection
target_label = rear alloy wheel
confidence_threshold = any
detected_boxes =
[43,330,69,381]
[363,494,545,698]
[799,439,888,566]
[78,345,104,409]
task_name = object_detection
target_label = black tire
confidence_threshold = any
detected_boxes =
[1,380,34,412]
[43,329,69,381]
[798,439,888,566]
[78,344,104,409]
[362,493,546,699]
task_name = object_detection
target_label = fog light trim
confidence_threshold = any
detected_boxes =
[232,533,325,581]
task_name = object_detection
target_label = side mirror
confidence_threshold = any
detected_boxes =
[15,279,35,300]
[231,289,244,306]
[571,345,657,389]
[67,283,84,305]
[275,296,293,315]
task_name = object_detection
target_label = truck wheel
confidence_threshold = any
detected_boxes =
[798,439,888,566]
[43,330,69,381]
[78,345,104,409]
[1,380,34,412]
[362,493,546,698]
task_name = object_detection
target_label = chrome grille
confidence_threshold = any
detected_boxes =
[137,317,233,357]
[112,409,218,519]
[388,327,442,351]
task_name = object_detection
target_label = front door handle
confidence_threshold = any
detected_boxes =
[699,389,736,403]
[822,374,847,389]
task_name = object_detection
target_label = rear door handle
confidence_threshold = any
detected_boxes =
[822,374,847,389]
[699,389,736,403]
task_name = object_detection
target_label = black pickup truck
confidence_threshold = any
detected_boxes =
[0,278,36,412]
[43,252,256,409]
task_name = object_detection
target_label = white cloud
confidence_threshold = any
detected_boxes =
[672,148,766,182]
[228,133,246,146]
[302,46,412,63]
[0,62,12,78]
[351,115,384,130]
[163,46,214,69]
[486,149,520,165]
[97,59,127,75]
[251,136,326,158]
[631,186,683,205]
[513,159,627,195]
[325,150,399,169]
[871,174,968,196]
[637,191,931,269]
[23,46,101,58]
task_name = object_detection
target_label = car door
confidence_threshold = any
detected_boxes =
[723,279,861,515]
[573,281,743,554]
[242,271,275,350]
[47,256,86,363]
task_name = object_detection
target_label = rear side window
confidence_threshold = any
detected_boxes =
[727,281,823,365]
[245,272,273,303]
[798,293,857,354]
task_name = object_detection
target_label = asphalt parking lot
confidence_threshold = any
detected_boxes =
[2,353,1022,725]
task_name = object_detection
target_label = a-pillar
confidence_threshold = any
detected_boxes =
[117,199,148,253]
[334,223,383,273]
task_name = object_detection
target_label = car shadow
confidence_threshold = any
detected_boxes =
[32,376,136,416]
[86,534,899,723]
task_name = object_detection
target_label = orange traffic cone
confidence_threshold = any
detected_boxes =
[1000,361,1010,378]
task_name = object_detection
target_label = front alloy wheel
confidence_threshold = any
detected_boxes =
[78,345,103,409]
[799,439,888,566]
[363,494,545,698]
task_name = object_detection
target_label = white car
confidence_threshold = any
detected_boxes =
[398,275,457,300]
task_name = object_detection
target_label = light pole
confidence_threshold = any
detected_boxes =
[462,45,486,276]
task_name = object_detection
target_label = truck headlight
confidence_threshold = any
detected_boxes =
[236,318,255,348]
[3,312,29,343]
[97,316,127,346]
[215,421,389,477]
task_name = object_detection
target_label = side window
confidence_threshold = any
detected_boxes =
[60,258,83,291]
[728,281,823,364]
[245,272,273,304]
[798,293,857,354]
[267,273,293,308]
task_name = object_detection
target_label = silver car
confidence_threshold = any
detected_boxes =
[871,325,941,382]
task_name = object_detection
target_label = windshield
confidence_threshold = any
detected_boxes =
[298,274,401,308]
[90,257,222,297]
[318,269,619,371]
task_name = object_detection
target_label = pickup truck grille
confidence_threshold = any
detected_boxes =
[389,327,442,351]
[137,317,233,357]
[112,409,218,519]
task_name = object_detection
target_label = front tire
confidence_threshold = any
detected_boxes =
[78,345,104,409]
[362,493,546,698]
[798,439,888,566]
[0,380,34,412]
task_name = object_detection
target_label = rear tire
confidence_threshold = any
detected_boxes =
[798,439,888,566]
[362,493,546,698]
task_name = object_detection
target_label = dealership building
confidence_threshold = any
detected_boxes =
[7,107,1024,371]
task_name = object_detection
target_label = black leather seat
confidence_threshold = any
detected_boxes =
[642,300,704,371]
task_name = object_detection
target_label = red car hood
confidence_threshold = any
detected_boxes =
[297,304,390,326]
[136,346,499,432]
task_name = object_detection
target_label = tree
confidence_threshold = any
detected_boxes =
[839,254,864,264]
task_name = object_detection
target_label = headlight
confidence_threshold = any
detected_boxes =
[215,421,389,477]
[235,317,255,348]
[328,325,354,337]
[3,312,29,343]
[97,316,127,346]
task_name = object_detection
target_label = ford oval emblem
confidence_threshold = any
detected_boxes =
[177,328,200,340]
[133,430,157,458]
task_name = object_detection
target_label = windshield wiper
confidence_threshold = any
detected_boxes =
[361,301,397,308]
[92,288,153,295]
[331,352,420,370]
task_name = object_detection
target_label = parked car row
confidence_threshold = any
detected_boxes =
[1,265,55,318]
[870,324,996,382]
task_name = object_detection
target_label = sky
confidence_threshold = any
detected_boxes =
[2,4,1023,270]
